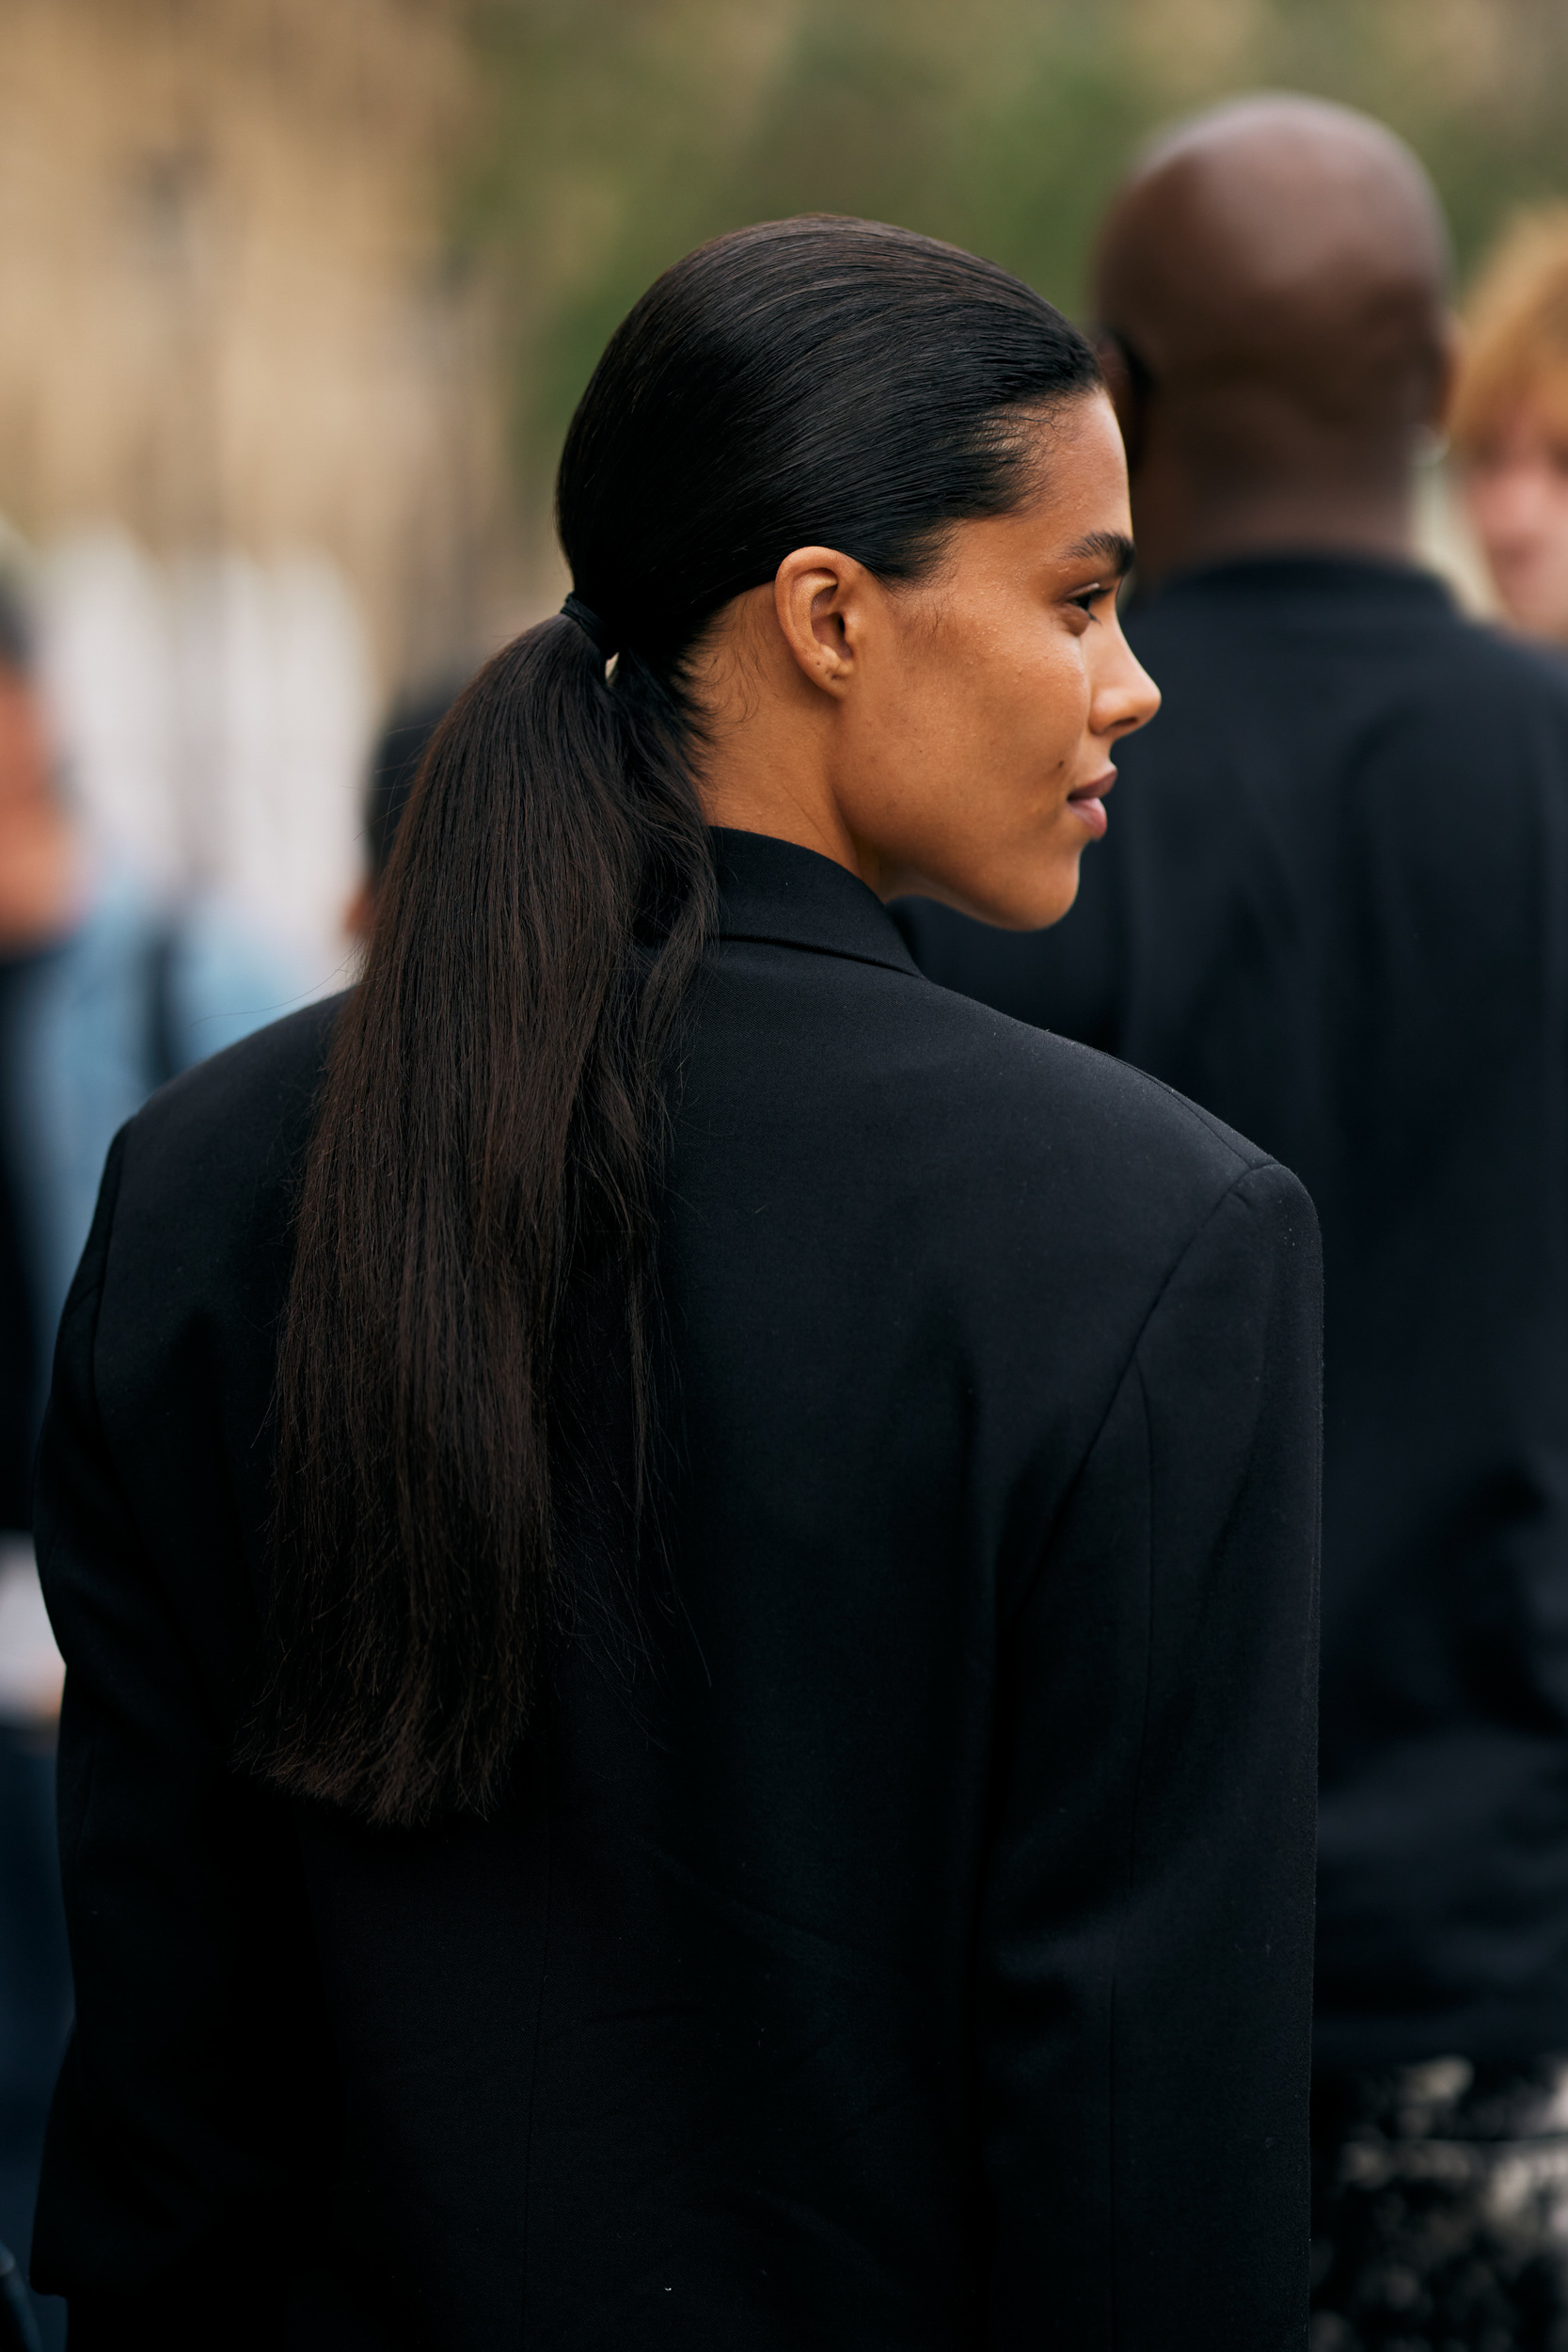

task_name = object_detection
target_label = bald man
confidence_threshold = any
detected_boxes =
[897,96,1568,2342]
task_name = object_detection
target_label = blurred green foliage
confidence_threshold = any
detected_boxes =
[458,0,1568,500]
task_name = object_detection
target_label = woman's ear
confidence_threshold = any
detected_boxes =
[772,547,866,696]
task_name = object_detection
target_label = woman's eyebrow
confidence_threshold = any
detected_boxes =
[1062,530,1136,574]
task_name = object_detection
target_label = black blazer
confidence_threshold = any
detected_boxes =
[33,830,1321,2350]
[896,556,1568,2072]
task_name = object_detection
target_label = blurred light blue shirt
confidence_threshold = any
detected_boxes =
[5,877,306,1375]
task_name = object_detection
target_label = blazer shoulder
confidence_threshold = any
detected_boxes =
[114,991,345,1240]
[870,975,1320,1414]
[908,969,1280,1198]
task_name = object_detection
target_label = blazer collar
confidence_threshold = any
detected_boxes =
[1134,548,1457,619]
[711,828,922,980]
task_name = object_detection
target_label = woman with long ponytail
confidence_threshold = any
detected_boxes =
[31,218,1321,2348]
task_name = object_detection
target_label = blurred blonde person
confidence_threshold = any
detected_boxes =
[1453,209,1568,644]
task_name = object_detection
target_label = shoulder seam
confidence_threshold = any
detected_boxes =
[1117,1065,1262,1177]
[1009,1160,1289,1628]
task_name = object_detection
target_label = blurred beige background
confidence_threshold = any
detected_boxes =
[0,0,507,976]
[0,0,1559,975]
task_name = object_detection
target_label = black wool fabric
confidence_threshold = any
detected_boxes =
[896,554,1568,2073]
[33,830,1321,2350]
[0,951,40,1531]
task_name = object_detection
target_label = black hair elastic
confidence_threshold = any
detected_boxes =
[560,593,619,660]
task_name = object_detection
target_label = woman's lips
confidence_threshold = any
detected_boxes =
[1068,771,1116,839]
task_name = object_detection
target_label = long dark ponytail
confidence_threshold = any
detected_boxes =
[257,216,1099,1826]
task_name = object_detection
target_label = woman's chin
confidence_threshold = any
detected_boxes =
[887,841,1085,932]
[962,858,1084,933]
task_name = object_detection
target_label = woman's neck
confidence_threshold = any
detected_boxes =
[689,587,871,884]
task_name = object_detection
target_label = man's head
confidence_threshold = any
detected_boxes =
[1093,95,1454,584]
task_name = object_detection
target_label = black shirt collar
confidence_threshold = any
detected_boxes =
[1131,548,1458,619]
[711,828,921,980]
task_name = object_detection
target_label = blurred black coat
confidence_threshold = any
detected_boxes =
[897,555,1568,2073]
[32,831,1320,2350]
